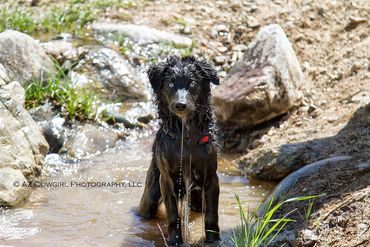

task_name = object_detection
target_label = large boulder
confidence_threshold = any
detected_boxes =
[92,22,193,48]
[70,48,149,101]
[0,30,56,86]
[0,67,49,206]
[213,24,304,127]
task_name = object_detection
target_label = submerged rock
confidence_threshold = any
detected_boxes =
[70,48,149,101]
[0,73,49,206]
[0,30,56,86]
[213,24,304,127]
[92,22,193,48]
[64,123,119,159]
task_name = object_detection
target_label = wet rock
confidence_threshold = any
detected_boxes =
[64,123,119,159]
[28,102,56,122]
[0,76,49,206]
[120,102,155,125]
[213,24,304,127]
[92,22,193,48]
[0,30,56,86]
[240,142,314,180]
[70,48,148,101]
[0,167,31,207]
[103,102,155,128]
[40,117,66,154]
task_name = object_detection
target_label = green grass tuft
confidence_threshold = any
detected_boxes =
[0,6,38,34]
[232,194,318,247]
[0,0,146,35]
[25,77,99,121]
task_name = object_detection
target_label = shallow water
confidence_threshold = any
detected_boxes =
[0,137,275,246]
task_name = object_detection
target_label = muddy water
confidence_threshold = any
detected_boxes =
[0,137,275,246]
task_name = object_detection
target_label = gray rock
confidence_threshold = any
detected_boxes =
[118,102,155,125]
[28,102,56,122]
[247,16,260,28]
[256,156,352,216]
[70,48,149,101]
[0,77,49,206]
[2,81,25,106]
[0,63,9,86]
[0,167,31,207]
[92,22,193,48]
[0,30,56,86]
[214,55,227,65]
[213,24,304,127]
[240,142,313,180]
[40,117,67,154]
[64,123,119,159]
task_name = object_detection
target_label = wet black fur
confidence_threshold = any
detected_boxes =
[136,56,220,245]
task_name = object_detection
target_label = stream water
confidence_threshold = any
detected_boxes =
[0,136,275,246]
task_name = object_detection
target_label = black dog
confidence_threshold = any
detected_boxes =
[136,56,220,245]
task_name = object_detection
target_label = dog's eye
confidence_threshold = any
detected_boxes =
[169,83,174,88]
[189,81,196,88]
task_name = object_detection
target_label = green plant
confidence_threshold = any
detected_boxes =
[41,6,96,33]
[0,6,38,34]
[232,194,318,247]
[304,199,315,222]
[25,77,99,121]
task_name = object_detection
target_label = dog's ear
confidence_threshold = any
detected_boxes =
[147,63,166,94]
[148,56,179,94]
[195,60,220,85]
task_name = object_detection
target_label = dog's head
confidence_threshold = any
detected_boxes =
[148,56,219,118]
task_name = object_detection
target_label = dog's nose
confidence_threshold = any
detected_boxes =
[175,102,187,111]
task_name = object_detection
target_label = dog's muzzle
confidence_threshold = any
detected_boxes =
[172,89,194,116]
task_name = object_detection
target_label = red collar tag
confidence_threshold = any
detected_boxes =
[200,135,209,143]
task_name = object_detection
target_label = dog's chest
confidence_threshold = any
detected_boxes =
[161,138,213,173]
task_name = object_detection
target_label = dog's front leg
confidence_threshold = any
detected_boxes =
[204,174,220,243]
[160,173,183,246]
[137,159,161,219]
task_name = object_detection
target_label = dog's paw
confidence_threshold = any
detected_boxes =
[205,232,220,244]
[133,207,153,220]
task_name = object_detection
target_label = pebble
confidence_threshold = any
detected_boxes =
[247,16,260,28]
[181,26,192,35]
[217,46,228,53]
[214,55,227,65]
[232,44,248,51]
[302,229,318,241]
[214,24,228,33]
